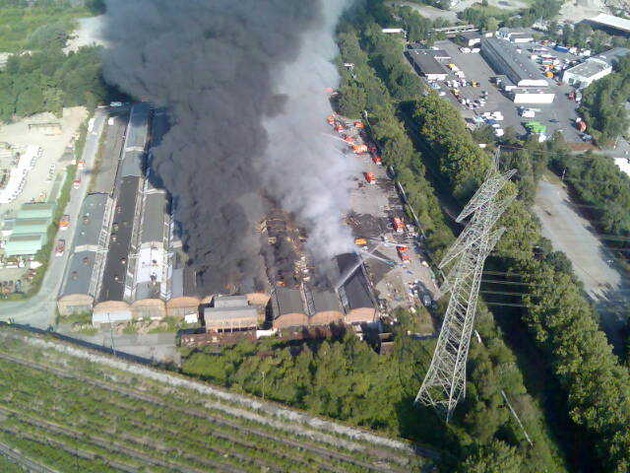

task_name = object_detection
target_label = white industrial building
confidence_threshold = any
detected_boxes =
[562,48,629,89]
[510,88,556,104]
[562,58,612,88]
[128,183,172,302]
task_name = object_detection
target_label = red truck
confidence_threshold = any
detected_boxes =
[364,172,376,184]
[397,245,411,262]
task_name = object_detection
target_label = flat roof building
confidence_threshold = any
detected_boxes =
[406,50,448,81]
[131,187,171,302]
[481,37,549,88]
[57,194,110,316]
[563,58,612,89]
[203,297,259,332]
[11,218,50,236]
[4,233,45,257]
[99,176,140,302]
[458,31,481,47]
[16,202,55,220]
[594,47,629,66]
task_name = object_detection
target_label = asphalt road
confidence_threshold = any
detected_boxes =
[0,109,107,327]
[533,177,629,347]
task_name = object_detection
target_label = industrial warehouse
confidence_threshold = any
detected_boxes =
[56,103,436,347]
[57,104,184,323]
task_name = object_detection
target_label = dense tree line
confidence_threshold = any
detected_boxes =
[0,46,109,120]
[343,2,630,471]
[579,56,630,144]
[0,0,97,53]
[0,0,110,121]
[460,0,562,31]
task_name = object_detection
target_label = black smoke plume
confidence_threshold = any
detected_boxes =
[102,0,353,294]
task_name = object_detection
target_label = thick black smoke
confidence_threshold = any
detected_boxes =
[102,0,352,294]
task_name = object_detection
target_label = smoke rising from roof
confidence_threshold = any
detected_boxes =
[102,0,353,294]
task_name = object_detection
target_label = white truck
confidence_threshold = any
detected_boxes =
[519,107,535,118]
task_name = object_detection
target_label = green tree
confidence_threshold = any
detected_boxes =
[460,440,523,473]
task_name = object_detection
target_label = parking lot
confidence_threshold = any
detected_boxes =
[432,40,581,142]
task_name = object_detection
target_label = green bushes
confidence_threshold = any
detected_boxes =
[579,57,630,144]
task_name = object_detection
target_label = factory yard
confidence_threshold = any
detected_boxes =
[0,107,88,293]
[0,326,431,472]
[533,176,629,344]
[429,40,581,142]
[337,117,439,319]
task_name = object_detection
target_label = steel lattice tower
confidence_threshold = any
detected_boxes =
[415,165,516,421]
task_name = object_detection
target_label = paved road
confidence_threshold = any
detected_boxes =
[534,177,629,347]
[0,109,107,327]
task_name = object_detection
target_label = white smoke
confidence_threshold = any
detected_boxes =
[261,0,356,262]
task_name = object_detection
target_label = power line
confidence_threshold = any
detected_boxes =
[416,163,516,422]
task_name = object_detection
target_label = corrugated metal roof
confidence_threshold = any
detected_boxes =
[17,202,55,219]
[74,193,108,248]
[141,191,167,244]
[124,103,150,152]
[406,50,447,75]
[4,233,45,256]
[12,218,50,235]
[482,38,548,86]
[589,13,630,34]
[272,287,305,318]
[214,295,249,308]
[61,250,96,296]
[335,253,374,311]
[120,150,143,178]
[203,306,258,322]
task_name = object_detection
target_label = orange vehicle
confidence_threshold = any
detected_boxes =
[397,245,411,262]
[372,155,382,165]
[392,217,405,233]
[354,121,365,129]
[327,115,336,125]
[59,214,70,230]
[364,172,376,184]
[352,144,368,154]
[576,120,587,132]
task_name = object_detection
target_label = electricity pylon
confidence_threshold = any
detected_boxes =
[415,165,516,422]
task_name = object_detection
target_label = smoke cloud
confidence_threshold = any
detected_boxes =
[102,0,353,294]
